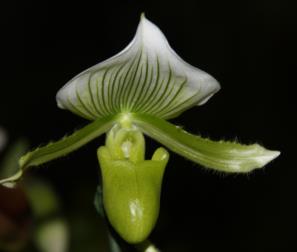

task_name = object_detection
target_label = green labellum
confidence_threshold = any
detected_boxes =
[97,125,169,243]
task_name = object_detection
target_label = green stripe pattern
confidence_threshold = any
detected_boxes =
[56,16,220,121]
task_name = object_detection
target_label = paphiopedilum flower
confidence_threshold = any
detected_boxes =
[0,14,280,244]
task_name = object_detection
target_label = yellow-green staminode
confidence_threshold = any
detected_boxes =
[0,14,280,244]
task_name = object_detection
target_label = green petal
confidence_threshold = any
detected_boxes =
[0,115,116,187]
[56,14,220,120]
[132,114,280,173]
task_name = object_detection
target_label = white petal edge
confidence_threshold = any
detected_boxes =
[56,14,220,120]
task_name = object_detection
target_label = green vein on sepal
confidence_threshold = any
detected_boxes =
[0,115,117,187]
[56,16,220,120]
[132,114,280,173]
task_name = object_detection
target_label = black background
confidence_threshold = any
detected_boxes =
[0,0,295,251]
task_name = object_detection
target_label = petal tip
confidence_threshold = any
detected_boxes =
[136,14,168,49]
[261,149,281,165]
[56,96,65,110]
[253,148,280,170]
[140,12,146,20]
[0,169,23,188]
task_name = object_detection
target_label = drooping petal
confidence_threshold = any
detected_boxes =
[56,14,220,120]
[132,114,280,173]
[0,115,116,187]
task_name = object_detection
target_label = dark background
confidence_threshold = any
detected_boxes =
[0,0,295,251]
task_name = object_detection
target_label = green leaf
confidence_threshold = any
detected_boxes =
[132,114,280,173]
[56,15,220,120]
[0,115,116,187]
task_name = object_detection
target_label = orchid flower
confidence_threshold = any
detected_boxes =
[0,14,280,244]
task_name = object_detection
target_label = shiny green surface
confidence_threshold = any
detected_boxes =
[97,126,169,243]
